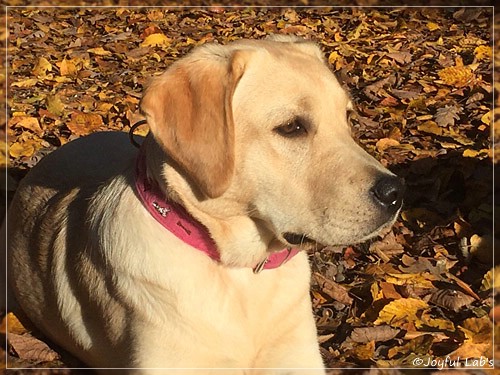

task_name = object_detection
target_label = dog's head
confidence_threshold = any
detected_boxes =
[140,35,404,251]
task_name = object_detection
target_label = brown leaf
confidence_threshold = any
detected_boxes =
[313,272,353,305]
[8,332,60,362]
[369,230,404,259]
[424,288,475,312]
[435,105,461,127]
[349,325,401,343]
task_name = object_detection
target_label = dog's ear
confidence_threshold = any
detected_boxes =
[140,48,248,199]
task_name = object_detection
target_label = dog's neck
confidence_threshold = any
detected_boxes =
[136,137,298,270]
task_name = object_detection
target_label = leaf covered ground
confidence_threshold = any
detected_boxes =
[1,4,496,373]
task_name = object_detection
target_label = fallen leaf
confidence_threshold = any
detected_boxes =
[9,116,43,135]
[435,105,461,127]
[58,58,78,77]
[418,121,442,135]
[87,47,112,56]
[469,234,494,263]
[46,95,65,116]
[474,45,492,61]
[427,22,440,31]
[141,33,171,47]
[480,266,500,291]
[32,56,52,77]
[425,289,475,312]
[349,325,401,343]
[374,298,429,328]
[9,140,36,158]
[419,310,455,330]
[67,112,104,136]
[8,332,60,362]
[313,272,353,305]
[437,65,475,87]
[11,78,38,87]
[369,231,404,259]
[376,138,400,152]
[1,313,28,335]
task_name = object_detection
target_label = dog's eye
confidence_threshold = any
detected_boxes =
[274,118,308,138]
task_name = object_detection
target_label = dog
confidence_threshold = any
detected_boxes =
[6,35,404,373]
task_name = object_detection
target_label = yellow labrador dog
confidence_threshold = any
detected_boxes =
[7,35,403,373]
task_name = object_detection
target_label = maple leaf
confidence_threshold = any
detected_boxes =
[435,105,462,127]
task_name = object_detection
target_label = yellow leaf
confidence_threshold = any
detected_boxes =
[0,139,8,167]
[427,22,440,31]
[141,33,171,47]
[374,298,429,328]
[438,65,475,87]
[474,45,492,61]
[328,51,340,65]
[480,266,500,291]
[371,282,383,301]
[1,312,29,335]
[385,272,436,289]
[11,78,38,87]
[87,47,112,56]
[448,316,492,360]
[354,340,375,361]
[376,138,400,152]
[481,110,492,126]
[470,234,494,263]
[418,121,442,136]
[96,102,114,112]
[32,57,52,77]
[46,95,65,116]
[419,310,454,331]
[54,76,73,83]
[462,149,479,158]
[9,141,35,158]
[58,58,78,76]
[9,116,43,135]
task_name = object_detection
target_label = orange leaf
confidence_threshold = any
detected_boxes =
[67,112,104,136]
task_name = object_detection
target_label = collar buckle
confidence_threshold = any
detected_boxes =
[253,257,269,274]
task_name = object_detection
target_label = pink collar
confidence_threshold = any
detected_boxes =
[134,147,299,272]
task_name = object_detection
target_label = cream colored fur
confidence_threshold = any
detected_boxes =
[7,36,401,374]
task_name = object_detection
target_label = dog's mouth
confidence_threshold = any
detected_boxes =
[282,232,320,248]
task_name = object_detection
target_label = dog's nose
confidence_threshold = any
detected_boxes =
[370,175,404,213]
